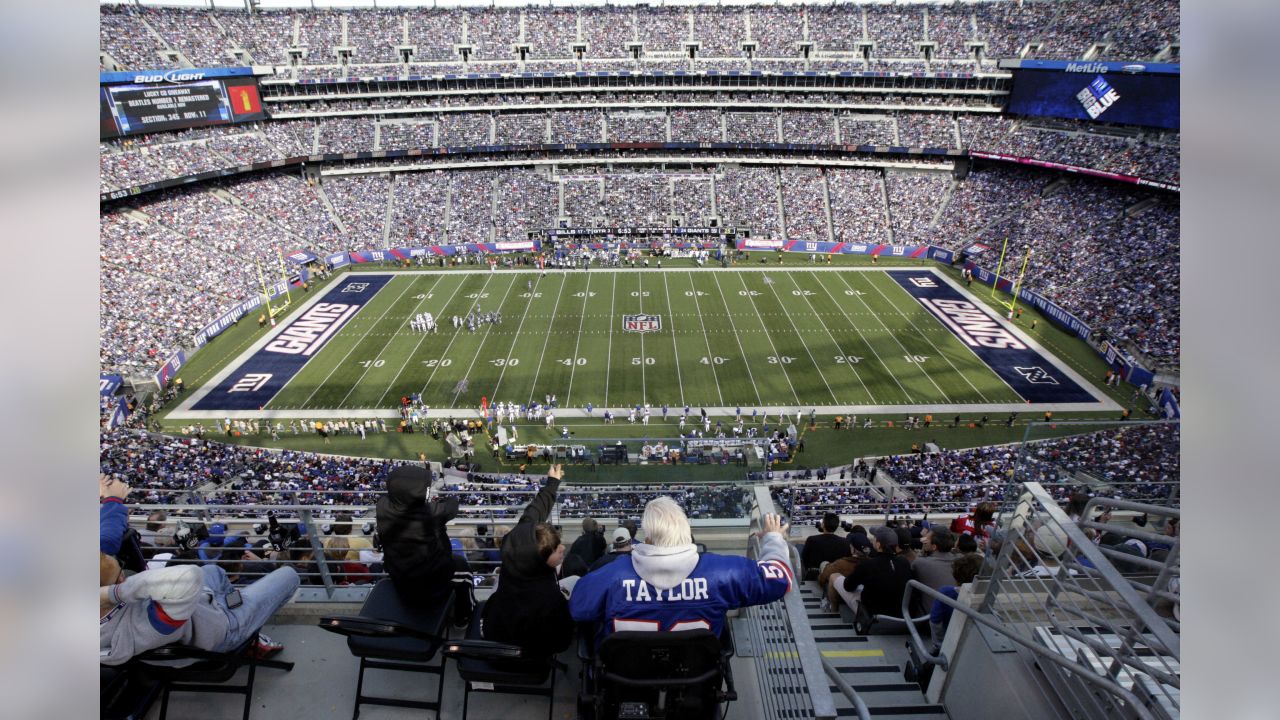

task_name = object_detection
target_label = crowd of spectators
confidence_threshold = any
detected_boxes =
[885,172,950,245]
[780,167,829,242]
[874,424,1179,514]
[102,3,1180,73]
[827,168,891,244]
[99,154,1177,372]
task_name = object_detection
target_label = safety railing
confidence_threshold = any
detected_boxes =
[901,481,1180,720]
[741,487,849,720]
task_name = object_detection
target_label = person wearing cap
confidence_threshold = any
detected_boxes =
[588,526,636,573]
[570,499,793,646]
[828,527,913,619]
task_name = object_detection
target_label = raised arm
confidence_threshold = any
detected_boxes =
[519,464,564,525]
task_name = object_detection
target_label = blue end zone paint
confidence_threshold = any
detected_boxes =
[193,275,394,411]
[887,271,1096,403]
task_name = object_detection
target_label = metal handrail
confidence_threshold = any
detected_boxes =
[821,658,873,720]
[748,486,839,720]
[900,580,1162,720]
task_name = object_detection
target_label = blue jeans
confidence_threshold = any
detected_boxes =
[201,565,300,653]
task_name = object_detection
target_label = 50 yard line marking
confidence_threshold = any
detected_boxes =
[660,271,686,407]
[564,272,592,407]
[637,274,648,402]
[294,276,419,409]
[524,273,569,407]
[415,271,499,400]
[452,274,521,406]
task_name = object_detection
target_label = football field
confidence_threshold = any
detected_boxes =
[172,266,1113,419]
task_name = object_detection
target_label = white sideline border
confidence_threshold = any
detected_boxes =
[166,266,1121,420]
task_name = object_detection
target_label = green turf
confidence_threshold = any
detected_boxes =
[260,267,1025,412]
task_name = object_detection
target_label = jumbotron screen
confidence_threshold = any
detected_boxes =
[1005,61,1179,131]
[99,75,267,139]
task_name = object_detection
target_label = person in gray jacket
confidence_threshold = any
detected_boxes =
[99,551,299,665]
[911,527,959,592]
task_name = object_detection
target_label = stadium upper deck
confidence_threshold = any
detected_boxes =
[100,0,1180,73]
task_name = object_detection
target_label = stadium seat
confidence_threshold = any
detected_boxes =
[443,601,562,720]
[318,578,455,720]
[125,629,293,720]
[578,628,736,720]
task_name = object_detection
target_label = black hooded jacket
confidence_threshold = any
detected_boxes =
[480,475,574,657]
[376,466,458,604]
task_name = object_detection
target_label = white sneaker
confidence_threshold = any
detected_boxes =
[818,600,833,613]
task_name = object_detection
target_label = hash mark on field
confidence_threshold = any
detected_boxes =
[525,273,568,407]
[708,272,763,407]
[732,273,801,404]
[660,271,685,407]
[784,272,874,403]
[564,272,593,407]
[865,271,994,404]
[295,276,418,409]
[453,274,520,406]
[416,272,499,401]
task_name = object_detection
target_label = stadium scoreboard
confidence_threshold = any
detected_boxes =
[100,68,267,139]
[1002,60,1179,131]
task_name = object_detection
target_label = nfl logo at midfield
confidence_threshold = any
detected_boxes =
[623,314,662,333]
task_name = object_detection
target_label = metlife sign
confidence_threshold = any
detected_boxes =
[1005,62,1178,130]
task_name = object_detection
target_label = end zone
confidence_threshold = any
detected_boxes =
[889,268,1118,411]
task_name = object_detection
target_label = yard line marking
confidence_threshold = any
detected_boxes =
[375,274,469,407]
[416,272,499,400]
[757,274,839,405]
[708,272,766,407]
[338,276,445,407]
[637,274,648,402]
[488,271,554,401]
[730,272,801,405]
[659,271,686,407]
[525,273,569,407]
[685,272,726,407]
[808,271,915,403]
[455,271,524,404]
[604,273,617,406]
[831,272,949,400]
[864,271,994,403]
[296,276,419,409]
[564,273,592,408]
[783,272,875,404]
